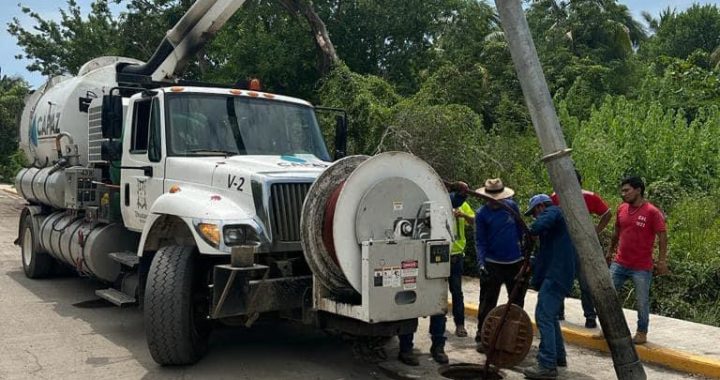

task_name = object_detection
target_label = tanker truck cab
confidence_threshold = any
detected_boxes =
[118,86,334,248]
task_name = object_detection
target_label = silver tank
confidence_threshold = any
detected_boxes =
[15,167,66,209]
[39,212,140,282]
[19,56,142,168]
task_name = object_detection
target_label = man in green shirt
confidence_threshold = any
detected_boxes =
[449,182,475,337]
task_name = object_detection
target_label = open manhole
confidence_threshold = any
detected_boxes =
[438,364,503,380]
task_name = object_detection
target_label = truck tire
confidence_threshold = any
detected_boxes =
[144,245,211,365]
[20,215,53,279]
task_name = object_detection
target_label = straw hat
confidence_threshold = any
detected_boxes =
[476,178,515,200]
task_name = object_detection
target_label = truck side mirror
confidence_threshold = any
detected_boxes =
[101,94,123,139]
[101,140,122,162]
[333,115,348,161]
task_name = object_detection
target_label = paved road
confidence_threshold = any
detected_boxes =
[0,191,705,379]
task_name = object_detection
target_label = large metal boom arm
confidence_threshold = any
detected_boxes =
[120,0,247,82]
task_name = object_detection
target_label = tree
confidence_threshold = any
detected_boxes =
[318,0,472,94]
[528,0,645,60]
[201,0,324,98]
[432,0,498,67]
[641,4,720,64]
[7,0,337,100]
[7,0,123,76]
[279,0,338,75]
[524,0,647,118]
[0,70,29,182]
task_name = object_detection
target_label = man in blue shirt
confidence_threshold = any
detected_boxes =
[523,194,577,379]
[474,178,526,348]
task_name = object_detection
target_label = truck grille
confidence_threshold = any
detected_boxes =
[269,183,312,242]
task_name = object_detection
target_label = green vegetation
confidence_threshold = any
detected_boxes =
[0,72,28,182]
[4,0,720,326]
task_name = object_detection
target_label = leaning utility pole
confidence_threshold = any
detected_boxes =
[493,1,646,379]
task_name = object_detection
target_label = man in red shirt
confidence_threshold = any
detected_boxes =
[551,171,611,329]
[607,176,669,344]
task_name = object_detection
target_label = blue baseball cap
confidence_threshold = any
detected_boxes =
[524,194,552,216]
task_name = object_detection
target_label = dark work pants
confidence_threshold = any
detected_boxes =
[477,261,526,331]
[399,315,447,353]
[449,254,465,326]
[559,261,597,319]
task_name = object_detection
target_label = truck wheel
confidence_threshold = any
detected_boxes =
[20,215,53,279]
[144,245,211,365]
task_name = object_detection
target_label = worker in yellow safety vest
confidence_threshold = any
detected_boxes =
[449,182,475,338]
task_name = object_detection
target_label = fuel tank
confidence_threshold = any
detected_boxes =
[38,211,140,282]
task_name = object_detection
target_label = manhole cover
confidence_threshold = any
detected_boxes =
[438,363,503,380]
[479,304,533,367]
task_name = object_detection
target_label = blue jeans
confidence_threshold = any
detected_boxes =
[535,280,567,369]
[610,262,652,333]
[449,255,464,326]
[399,315,447,353]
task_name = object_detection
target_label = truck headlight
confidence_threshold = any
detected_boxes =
[223,225,247,246]
[196,223,221,247]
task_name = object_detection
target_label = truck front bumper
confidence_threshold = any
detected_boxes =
[210,264,311,319]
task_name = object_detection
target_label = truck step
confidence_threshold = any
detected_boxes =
[96,288,136,307]
[109,251,139,268]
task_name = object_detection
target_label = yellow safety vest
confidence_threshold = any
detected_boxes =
[452,201,475,255]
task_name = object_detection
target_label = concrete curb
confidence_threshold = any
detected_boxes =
[452,302,720,379]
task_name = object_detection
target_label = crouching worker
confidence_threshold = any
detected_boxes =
[523,194,577,379]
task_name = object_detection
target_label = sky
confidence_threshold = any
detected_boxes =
[1,0,720,88]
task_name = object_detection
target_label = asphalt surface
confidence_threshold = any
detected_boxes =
[0,191,706,379]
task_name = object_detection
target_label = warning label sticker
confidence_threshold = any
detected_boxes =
[401,260,419,277]
[393,202,403,211]
[379,266,402,288]
[403,276,417,290]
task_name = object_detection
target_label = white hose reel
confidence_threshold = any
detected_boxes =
[301,152,455,296]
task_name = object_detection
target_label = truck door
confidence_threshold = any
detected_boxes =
[121,95,166,232]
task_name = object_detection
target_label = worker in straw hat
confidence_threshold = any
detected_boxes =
[473,178,526,350]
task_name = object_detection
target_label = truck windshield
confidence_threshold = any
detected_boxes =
[166,93,330,161]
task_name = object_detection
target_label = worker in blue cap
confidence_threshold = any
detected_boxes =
[522,194,577,379]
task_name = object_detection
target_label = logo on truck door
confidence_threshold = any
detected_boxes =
[137,178,148,210]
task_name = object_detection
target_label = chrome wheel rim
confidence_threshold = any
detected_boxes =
[22,227,33,268]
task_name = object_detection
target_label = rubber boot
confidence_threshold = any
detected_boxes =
[398,350,419,366]
[430,343,449,364]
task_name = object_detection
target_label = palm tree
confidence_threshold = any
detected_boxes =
[529,0,647,59]
[641,7,676,34]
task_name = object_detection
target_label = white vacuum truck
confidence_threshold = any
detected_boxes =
[13,0,456,366]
